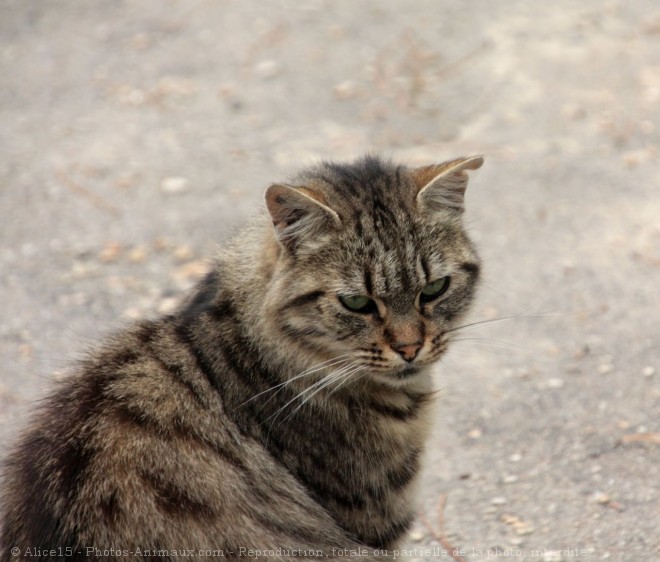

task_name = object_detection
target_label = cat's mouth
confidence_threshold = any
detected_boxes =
[392,365,423,379]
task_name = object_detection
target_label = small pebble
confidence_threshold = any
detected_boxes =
[173,245,194,261]
[503,475,519,484]
[334,80,358,99]
[546,377,565,389]
[117,86,146,106]
[501,513,535,535]
[508,537,525,546]
[592,491,610,504]
[509,453,522,462]
[254,60,282,79]
[99,241,122,263]
[573,344,590,359]
[467,427,483,439]
[128,245,148,263]
[157,297,178,315]
[623,153,640,168]
[171,259,208,284]
[515,523,535,536]
[501,513,517,524]
[491,496,508,505]
[642,366,655,377]
[160,176,190,194]
[597,363,613,374]
[123,307,142,319]
[51,370,69,382]
[70,261,100,279]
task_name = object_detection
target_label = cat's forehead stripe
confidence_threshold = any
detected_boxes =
[364,266,374,295]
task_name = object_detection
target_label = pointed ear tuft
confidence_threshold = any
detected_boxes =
[264,184,340,250]
[414,156,484,214]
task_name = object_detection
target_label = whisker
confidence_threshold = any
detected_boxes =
[299,363,361,404]
[266,363,357,426]
[478,282,508,299]
[326,366,365,400]
[449,336,528,350]
[443,345,518,361]
[447,312,564,334]
[282,365,365,425]
[234,354,352,410]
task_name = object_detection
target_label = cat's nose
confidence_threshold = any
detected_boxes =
[392,342,422,362]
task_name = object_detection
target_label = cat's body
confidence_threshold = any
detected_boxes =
[1,155,483,561]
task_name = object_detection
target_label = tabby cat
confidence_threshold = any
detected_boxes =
[1,155,483,561]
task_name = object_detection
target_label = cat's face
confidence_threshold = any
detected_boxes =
[264,156,482,387]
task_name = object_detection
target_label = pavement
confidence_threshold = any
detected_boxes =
[1,1,659,560]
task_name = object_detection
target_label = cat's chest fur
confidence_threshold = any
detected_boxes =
[239,368,435,549]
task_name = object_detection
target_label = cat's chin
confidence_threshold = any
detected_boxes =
[371,364,432,389]
[393,365,424,379]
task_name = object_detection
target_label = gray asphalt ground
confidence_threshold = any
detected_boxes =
[1,1,659,561]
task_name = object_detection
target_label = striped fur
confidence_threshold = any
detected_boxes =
[1,156,483,561]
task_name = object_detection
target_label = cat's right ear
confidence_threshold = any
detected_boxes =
[414,156,484,216]
[264,184,341,251]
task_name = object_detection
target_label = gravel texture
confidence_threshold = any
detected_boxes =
[1,1,659,560]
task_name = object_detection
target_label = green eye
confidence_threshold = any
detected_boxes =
[338,294,376,313]
[420,277,450,302]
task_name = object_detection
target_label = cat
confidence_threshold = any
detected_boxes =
[0,154,484,561]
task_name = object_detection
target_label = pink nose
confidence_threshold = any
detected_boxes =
[392,342,422,362]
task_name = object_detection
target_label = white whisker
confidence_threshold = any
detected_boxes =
[234,354,352,411]
[280,365,365,426]
[265,362,357,426]
[449,336,527,350]
[447,312,563,334]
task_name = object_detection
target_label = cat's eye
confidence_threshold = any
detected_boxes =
[420,277,450,303]
[338,294,377,314]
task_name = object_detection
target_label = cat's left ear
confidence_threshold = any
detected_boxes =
[264,184,341,250]
[414,156,484,214]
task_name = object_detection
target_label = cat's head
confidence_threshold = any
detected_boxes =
[262,155,483,387]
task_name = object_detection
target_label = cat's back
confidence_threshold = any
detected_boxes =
[4,319,232,546]
[1,318,223,547]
